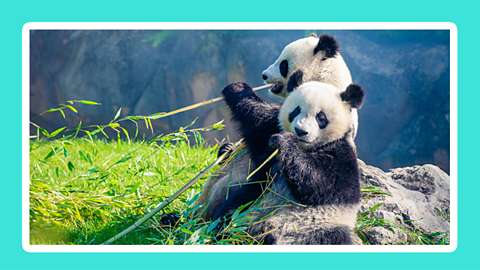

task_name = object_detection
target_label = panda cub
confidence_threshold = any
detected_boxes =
[197,34,354,221]
[214,76,365,245]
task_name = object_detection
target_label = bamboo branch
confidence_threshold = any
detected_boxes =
[146,84,273,120]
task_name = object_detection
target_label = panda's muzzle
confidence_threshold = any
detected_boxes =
[270,82,284,95]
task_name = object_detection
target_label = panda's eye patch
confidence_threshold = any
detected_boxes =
[316,111,329,129]
[280,60,288,78]
[288,106,301,123]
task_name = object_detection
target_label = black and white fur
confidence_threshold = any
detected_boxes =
[214,77,365,245]
[262,33,358,142]
[196,34,356,220]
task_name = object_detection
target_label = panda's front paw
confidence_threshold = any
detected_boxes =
[217,142,235,164]
[221,82,254,99]
[269,132,295,149]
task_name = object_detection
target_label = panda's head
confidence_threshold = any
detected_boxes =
[278,79,365,149]
[262,33,350,98]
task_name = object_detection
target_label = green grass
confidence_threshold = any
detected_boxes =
[29,133,260,245]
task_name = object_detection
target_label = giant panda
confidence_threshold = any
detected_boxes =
[197,33,355,221]
[213,76,365,245]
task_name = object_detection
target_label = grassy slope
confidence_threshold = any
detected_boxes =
[30,136,224,245]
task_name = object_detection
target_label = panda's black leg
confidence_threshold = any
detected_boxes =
[307,226,353,245]
[212,180,265,221]
[159,213,180,227]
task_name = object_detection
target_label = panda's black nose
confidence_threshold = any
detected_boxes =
[262,72,268,81]
[295,127,308,137]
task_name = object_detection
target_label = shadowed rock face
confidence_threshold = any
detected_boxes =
[29,29,450,173]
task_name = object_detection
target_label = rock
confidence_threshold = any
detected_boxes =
[366,227,408,245]
[357,159,450,245]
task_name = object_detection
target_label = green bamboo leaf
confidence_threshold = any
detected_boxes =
[43,148,56,160]
[113,107,122,121]
[79,151,88,163]
[369,203,384,213]
[40,127,50,137]
[180,228,193,235]
[426,231,446,237]
[78,100,101,105]
[131,120,139,140]
[184,117,198,129]
[47,107,64,113]
[85,130,94,143]
[109,123,120,129]
[125,115,143,120]
[147,112,165,118]
[93,125,107,138]
[86,153,93,165]
[120,127,130,144]
[49,126,66,138]
[114,157,131,165]
[147,238,163,243]
[117,131,121,146]
[128,182,141,194]
[207,219,220,233]
[147,118,154,133]
[65,105,78,113]
[86,167,100,173]
[73,121,82,139]
[67,161,75,172]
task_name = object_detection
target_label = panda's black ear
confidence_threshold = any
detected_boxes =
[308,33,318,38]
[286,69,304,93]
[341,83,365,109]
[313,34,339,58]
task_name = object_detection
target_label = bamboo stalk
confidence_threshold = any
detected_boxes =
[147,84,273,120]
[101,139,244,245]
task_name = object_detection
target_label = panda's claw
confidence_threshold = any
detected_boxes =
[217,142,235,164]
[218,142,235,158]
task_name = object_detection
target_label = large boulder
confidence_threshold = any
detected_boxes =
[357,160,450,244]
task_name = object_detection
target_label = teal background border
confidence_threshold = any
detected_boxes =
[1,0,479,269]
